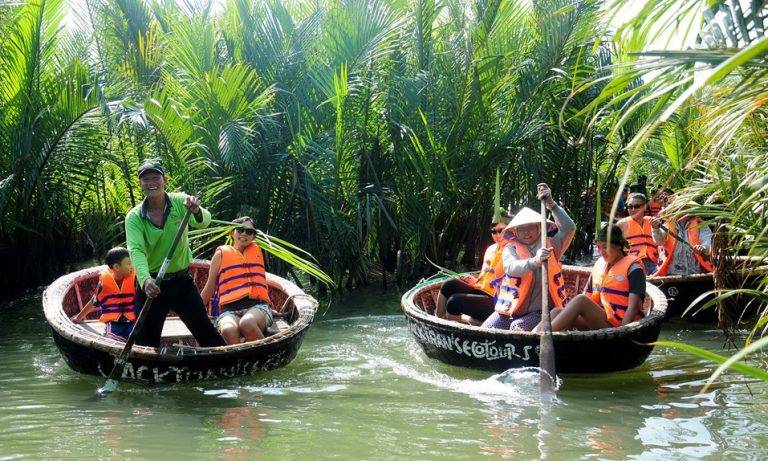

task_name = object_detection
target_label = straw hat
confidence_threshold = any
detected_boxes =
[504,207,546,230]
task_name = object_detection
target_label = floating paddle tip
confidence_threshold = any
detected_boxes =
[97,379,118,396]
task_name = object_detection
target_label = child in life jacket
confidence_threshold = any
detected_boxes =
[72,247,137,341]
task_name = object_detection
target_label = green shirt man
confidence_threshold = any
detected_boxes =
[125,191,211,289]
[125,159,225,348]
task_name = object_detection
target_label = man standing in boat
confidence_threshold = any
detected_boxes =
[125,159,226,348]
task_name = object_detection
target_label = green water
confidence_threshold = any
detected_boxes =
[1,287,766,460]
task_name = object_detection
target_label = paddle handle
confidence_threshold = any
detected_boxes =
[100,207,194,393]
[657,221,695,251]
[539,190,556,395]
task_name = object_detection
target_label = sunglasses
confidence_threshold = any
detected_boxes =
[626,204,644,210]
[235,227,256,236]
[490,228,505,235]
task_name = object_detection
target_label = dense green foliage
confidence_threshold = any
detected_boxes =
[2,0,768,384]
[570,0,768,376]
[0,0,623,293]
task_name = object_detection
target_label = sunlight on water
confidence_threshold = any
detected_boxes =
[1,287,767,459]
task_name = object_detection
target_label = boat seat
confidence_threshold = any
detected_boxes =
[80,317,291,341]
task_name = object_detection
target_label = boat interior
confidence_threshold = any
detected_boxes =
[411,268,656,320]
[60,264,299,347]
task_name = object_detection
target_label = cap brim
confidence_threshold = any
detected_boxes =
[138,168,164,177]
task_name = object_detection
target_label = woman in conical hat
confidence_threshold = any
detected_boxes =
[481,183,576,331]
[435,171,511,324]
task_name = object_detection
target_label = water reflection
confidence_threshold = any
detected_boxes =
[217,406,266,461]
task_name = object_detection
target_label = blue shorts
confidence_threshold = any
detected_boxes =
[105,321,135,341]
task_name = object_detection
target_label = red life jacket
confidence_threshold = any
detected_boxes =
[654,217,714,276]
[587,255,644,327]
[95,269,137,323]
[619,216,659,263]
[215,244,270,307]
[494,239,566,316]
[474,243,506,296]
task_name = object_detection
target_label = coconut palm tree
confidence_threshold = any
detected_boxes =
[571,0,768,379]
[0,0,618,294]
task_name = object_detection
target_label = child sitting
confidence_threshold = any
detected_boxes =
[72,247,137,341]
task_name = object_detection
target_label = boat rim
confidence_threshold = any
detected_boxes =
[401,266,667,340]
[43,259,318,360]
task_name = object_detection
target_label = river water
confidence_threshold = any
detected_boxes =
[1,286,766,460]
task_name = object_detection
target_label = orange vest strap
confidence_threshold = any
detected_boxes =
[96,269,137,323]
[216,244,270,306]
[620,217,659,263]
[591,255,643,327]
[494,239,565,316]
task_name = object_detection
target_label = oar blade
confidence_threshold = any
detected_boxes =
[97,379,119,396]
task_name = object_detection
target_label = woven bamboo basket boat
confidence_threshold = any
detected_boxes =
[647,258,768,322]
[401,266,667,373]
[43,260,317,384]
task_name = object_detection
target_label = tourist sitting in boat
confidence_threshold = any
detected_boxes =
[651,214,713,276]
[481,183,575,331]
[201,217,276,344]
[435,208,512,324]
[536,224,646,332]
[72,247,137,341]
[617,193,659,274]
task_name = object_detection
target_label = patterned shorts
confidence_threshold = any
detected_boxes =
[215,302,273,329]
[481,311,542,331]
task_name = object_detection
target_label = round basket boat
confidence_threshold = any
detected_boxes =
[401,266,667,374]
[43,260,318,384]
[647,272,716,321]
[647,259,768,322]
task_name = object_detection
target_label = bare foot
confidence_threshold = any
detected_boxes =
[461,315,482,326]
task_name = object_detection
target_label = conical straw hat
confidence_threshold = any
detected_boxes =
[504,207,545,230]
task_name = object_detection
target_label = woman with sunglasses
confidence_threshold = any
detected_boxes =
[434,208,512,324]
[201,217,276,344]
[617,193,659,275]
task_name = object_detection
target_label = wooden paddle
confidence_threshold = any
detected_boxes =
[97,207,194,396]
[538,189,557,397]
[656,221,695,251]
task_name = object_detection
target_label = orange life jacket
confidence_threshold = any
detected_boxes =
[587,255,644,328]
[494,239,566,316]
[474,243,506,296]
[654,217,714,276]
[619,216,659,263]
[95,269,137,323]
[216,244,270,307]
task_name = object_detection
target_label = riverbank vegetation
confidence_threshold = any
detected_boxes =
[1,0,766,333]
[1,0,628,294]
